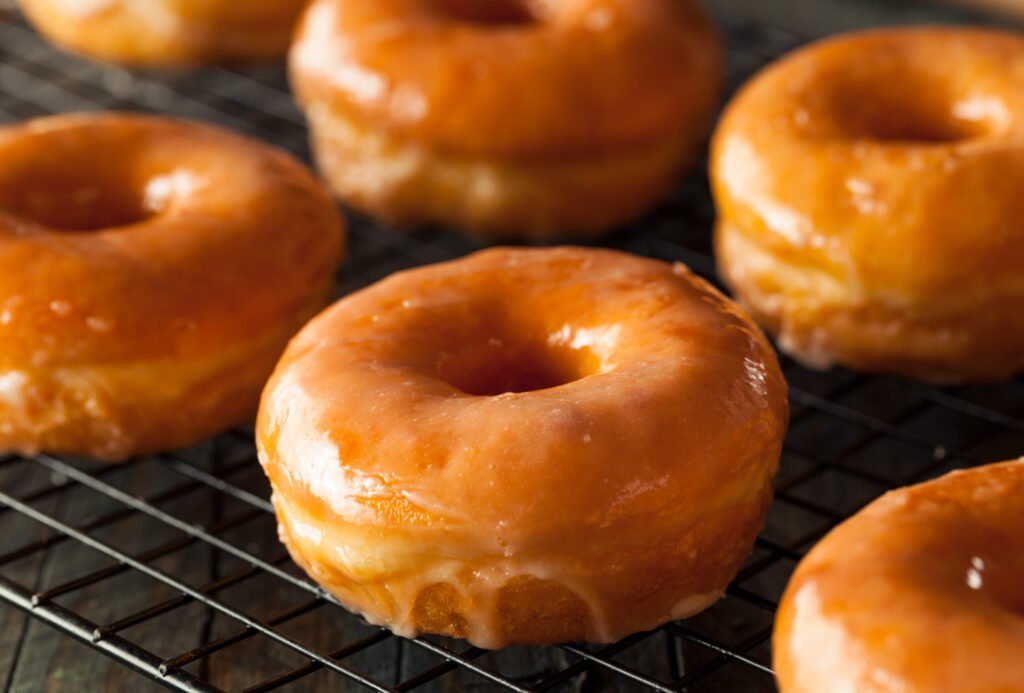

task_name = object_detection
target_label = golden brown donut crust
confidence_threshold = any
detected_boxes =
[774,459,1024,693]
[290,0,722,240]
[0,113,345,460]
[257,247,788,648]
[18,0,308,67]
[711,28,1024,382]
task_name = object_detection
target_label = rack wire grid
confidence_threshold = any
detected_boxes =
[0,2,1021,691]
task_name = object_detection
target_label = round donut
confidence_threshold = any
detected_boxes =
[256,246,787,648]
[289,0,722,240]
[774,459,1024,693]
[711,28,1024,382]
[18,0,309,67]
[0,113,344,461]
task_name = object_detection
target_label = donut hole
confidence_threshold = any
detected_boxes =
[852,105,990,144]
[997,587,1024,617]
[987,558,1024,616]
[825,70,998,144]
[426,0,536,25]
[0,167,152,232]
[438,338,599,396]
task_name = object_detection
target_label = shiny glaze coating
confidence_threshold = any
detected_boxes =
[774,459,1024,693]
[19,0,308,67]
[711,28,1024,381]
[289,0,722,240]
[257,247,787,648]
[0,113,344,460]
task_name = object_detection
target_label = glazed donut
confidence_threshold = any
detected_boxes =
[0,113,344,461]
[774,459,1024,693]
[289,0,722,240]
[257,246,787,648]
[18,0,309,67]
[711,28,1024,382]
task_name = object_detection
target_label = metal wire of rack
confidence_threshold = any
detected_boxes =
[1,3,1023,691]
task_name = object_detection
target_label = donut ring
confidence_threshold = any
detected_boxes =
[711,28,1024,382]
[18,0,309,67]
[0,113,344,461]
[774,459,1024,693]
[257,247,787,648]
[289,0,722,240]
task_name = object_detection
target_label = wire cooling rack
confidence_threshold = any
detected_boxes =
[1,3,1022,691]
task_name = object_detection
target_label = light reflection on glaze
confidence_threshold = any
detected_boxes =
[966,556,985,590]
[47,0,115,19]
[290,0,390,109]
[143,168,202,213]
[715,137,818,249]
[785,585,864,693]
[266,370,395,524]
[952,94,1011,132]
[0,371,29,409]
[743,356,770,398]
[548,322,621,360]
